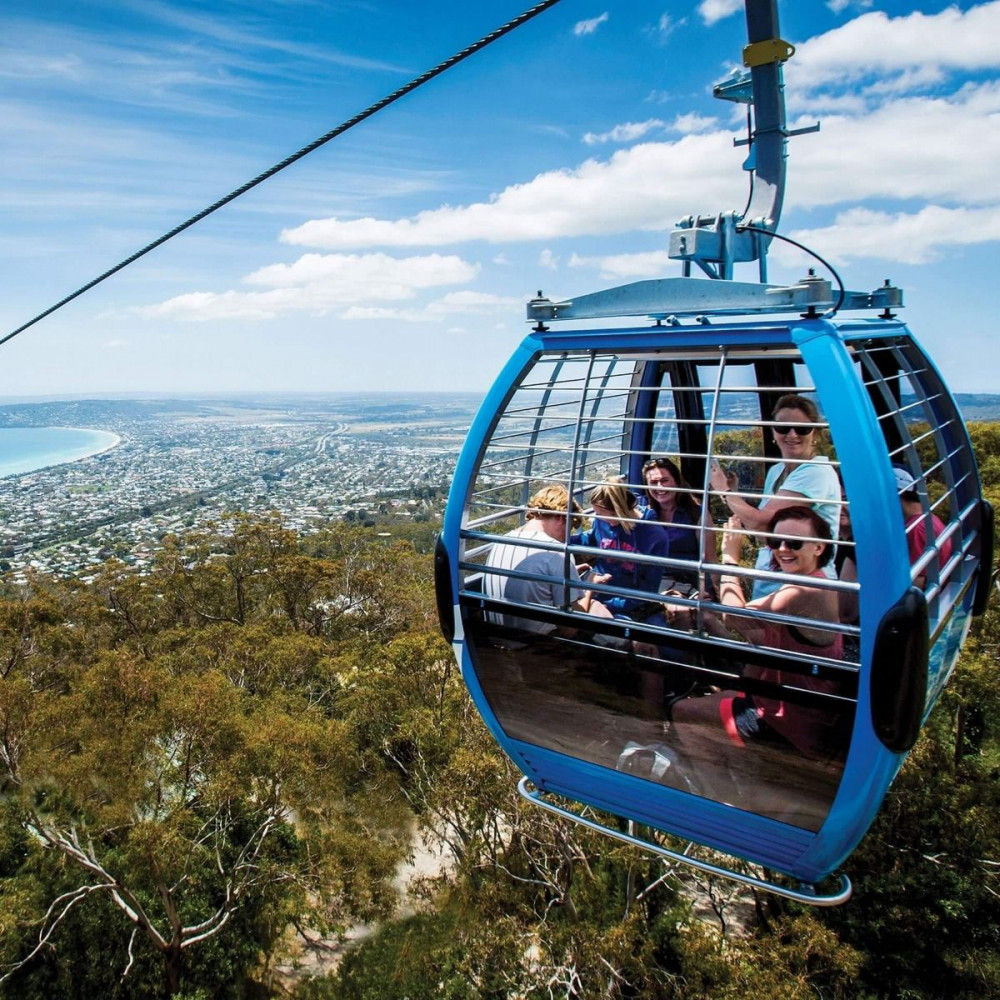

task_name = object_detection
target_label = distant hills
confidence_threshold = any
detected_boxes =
[0,390,997,427]
[951,394,1000,421]
[0,393,487,430]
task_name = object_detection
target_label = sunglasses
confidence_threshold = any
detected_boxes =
[771,537,806,551]
[773,425,815,436]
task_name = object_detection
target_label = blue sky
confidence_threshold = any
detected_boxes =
[1,0,998,397]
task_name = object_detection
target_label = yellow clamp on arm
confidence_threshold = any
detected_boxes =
[742,37,795,67]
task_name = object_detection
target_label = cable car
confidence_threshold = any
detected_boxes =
[435,0,993,903]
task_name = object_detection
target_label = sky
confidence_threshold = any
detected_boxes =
[1,0,998,398]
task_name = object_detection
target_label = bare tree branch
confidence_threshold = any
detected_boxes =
[1,884,102,984]
[121,927,138,982]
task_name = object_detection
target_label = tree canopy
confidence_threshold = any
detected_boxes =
[0,421,998,999]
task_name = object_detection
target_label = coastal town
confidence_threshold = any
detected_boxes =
[4,387,998,586]
[0,393,480,582]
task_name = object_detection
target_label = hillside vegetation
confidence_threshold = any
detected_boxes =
[1,426,999,1000]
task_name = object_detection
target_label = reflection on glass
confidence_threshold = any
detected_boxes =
[467,613,852,832]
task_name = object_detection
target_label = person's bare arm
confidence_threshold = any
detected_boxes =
[838,555,859,623]
[714,517,772,642]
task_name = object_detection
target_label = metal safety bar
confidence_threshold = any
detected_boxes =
[517,777,853,905]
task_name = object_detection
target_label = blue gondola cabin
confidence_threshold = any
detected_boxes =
[435,289,992,895]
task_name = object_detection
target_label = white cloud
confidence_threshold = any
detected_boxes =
[583,119,666,145]
[243,252,477,290]
[573,13,609,37]
[827,0,873,13]
[338,305,425,321]
[793,3,1000,92]
[789,83,1000,209]
[278,80,999,255]
[126,42,1000,326]
[341,291,521,323]
[136,289,284,322]
[280,134,741,250]
[532,123,572,139]
[0,19,275,120]
[698,0,742,27]
[428,291,520,312]
[647,14,683,42]
[133,252,480,322]
[787,205,1000,265]
[0,51,85,82]
[864,65,948,96]
[785,90,867,116]
[569,250,675,280]
[137,3,405,75]
[670,112,718,134]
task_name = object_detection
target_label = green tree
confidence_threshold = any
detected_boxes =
[0,517,419,998]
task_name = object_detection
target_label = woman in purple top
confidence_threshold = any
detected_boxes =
[640,457,716,593]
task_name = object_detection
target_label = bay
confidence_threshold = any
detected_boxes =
[0,427,121,479]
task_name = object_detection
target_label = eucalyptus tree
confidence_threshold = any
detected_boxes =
[0,517,417,998]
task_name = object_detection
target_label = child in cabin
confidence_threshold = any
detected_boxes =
[572,476,670,620]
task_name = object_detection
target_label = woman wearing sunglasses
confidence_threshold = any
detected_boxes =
[669,506,843,764]
[709,393,840,599]
[714,507,841,656]
[670,506,850,812]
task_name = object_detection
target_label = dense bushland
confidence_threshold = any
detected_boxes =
[0,424,997,999]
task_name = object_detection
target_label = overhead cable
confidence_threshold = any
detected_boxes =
[1,0,564,348]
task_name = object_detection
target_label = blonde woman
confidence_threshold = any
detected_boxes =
[571,476,669,618]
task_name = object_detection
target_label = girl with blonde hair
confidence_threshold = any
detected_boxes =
[572,475,669,617]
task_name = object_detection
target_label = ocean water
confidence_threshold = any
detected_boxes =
[0,427,120,479]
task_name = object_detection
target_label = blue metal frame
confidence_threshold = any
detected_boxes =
[517,777,853,905]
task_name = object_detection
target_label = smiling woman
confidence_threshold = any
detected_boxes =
[693,506,842,655]
[711,393,841,599]
[0,426,120,479]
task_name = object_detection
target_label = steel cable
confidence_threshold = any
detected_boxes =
[2,0,564,348]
